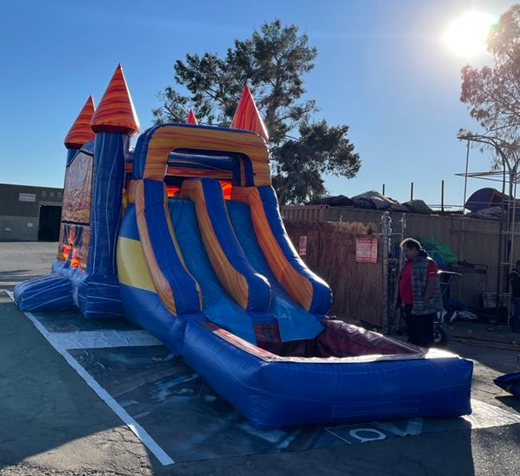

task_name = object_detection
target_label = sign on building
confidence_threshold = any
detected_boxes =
[19,193,36,202]
[356,237,378,263]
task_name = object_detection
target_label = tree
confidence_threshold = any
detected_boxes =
[153,20,360,204]
[460,5,520,174]
[272,121,360,205]
[460,6,520,292]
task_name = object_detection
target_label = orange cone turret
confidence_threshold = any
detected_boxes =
[91,64,140,136]
[230,84,268,142]
[186,109,198,125]
[64,96,96,149]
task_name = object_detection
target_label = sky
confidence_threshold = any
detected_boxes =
[0,0,514,207]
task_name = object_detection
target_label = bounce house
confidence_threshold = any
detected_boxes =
[14,65,473,428]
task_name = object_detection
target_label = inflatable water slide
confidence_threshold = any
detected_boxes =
[14,65,473,429]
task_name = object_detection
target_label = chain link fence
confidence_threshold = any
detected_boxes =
[382,212,407,334]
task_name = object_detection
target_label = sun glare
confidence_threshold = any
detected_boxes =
[445,11,497,58]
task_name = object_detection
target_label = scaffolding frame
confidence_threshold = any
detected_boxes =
[456,149,520,326]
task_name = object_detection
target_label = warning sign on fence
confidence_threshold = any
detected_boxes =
[299,236,307,256]
[356,237,378,263]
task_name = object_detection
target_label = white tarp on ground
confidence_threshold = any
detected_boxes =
[45,329,162,350]
[326,399,520,444]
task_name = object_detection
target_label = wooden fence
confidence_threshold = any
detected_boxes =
[282,205,510,308]
[284,219,385,328]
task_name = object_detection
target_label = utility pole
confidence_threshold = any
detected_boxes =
[441,180,445,212]
[462,139,470,215]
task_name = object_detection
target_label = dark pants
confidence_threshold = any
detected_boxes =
[404,304,435,348]
[512,298,520,333]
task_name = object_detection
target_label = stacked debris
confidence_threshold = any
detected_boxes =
[466,187,520,221]
[308,190,433,215]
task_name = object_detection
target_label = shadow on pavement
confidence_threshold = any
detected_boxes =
[0,292,494,476]
[0,295,159,473]
[0,270,46,291]
[447,340,519,376]
[495,395,520,413]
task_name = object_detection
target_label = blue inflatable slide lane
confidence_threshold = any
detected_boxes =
[12,68,474,429]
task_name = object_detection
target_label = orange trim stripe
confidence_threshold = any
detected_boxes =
[181,180,249,309]
[143,126,271,186]
[232,186,314,310]
[162,185,203,309]
[135,180,177,315]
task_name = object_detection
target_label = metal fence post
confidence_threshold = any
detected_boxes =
[381,212,391,333]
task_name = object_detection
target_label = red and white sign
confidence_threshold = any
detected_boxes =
[299,236,307,256]
[356,237,378,263]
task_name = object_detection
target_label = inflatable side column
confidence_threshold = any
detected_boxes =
[78,64,140,318]
[14,96,96,311]
[60,95,97,269]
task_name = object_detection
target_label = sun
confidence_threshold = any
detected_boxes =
[445,11,497,57]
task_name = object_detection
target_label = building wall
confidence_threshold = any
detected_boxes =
[0,183,63,241]
[281,205,505,308]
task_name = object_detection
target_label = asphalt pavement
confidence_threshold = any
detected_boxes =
[1,242,520,476]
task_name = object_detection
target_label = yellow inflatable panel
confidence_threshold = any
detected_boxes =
[117,236,156,293]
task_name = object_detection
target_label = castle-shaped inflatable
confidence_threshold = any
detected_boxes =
[14,65,473,428]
